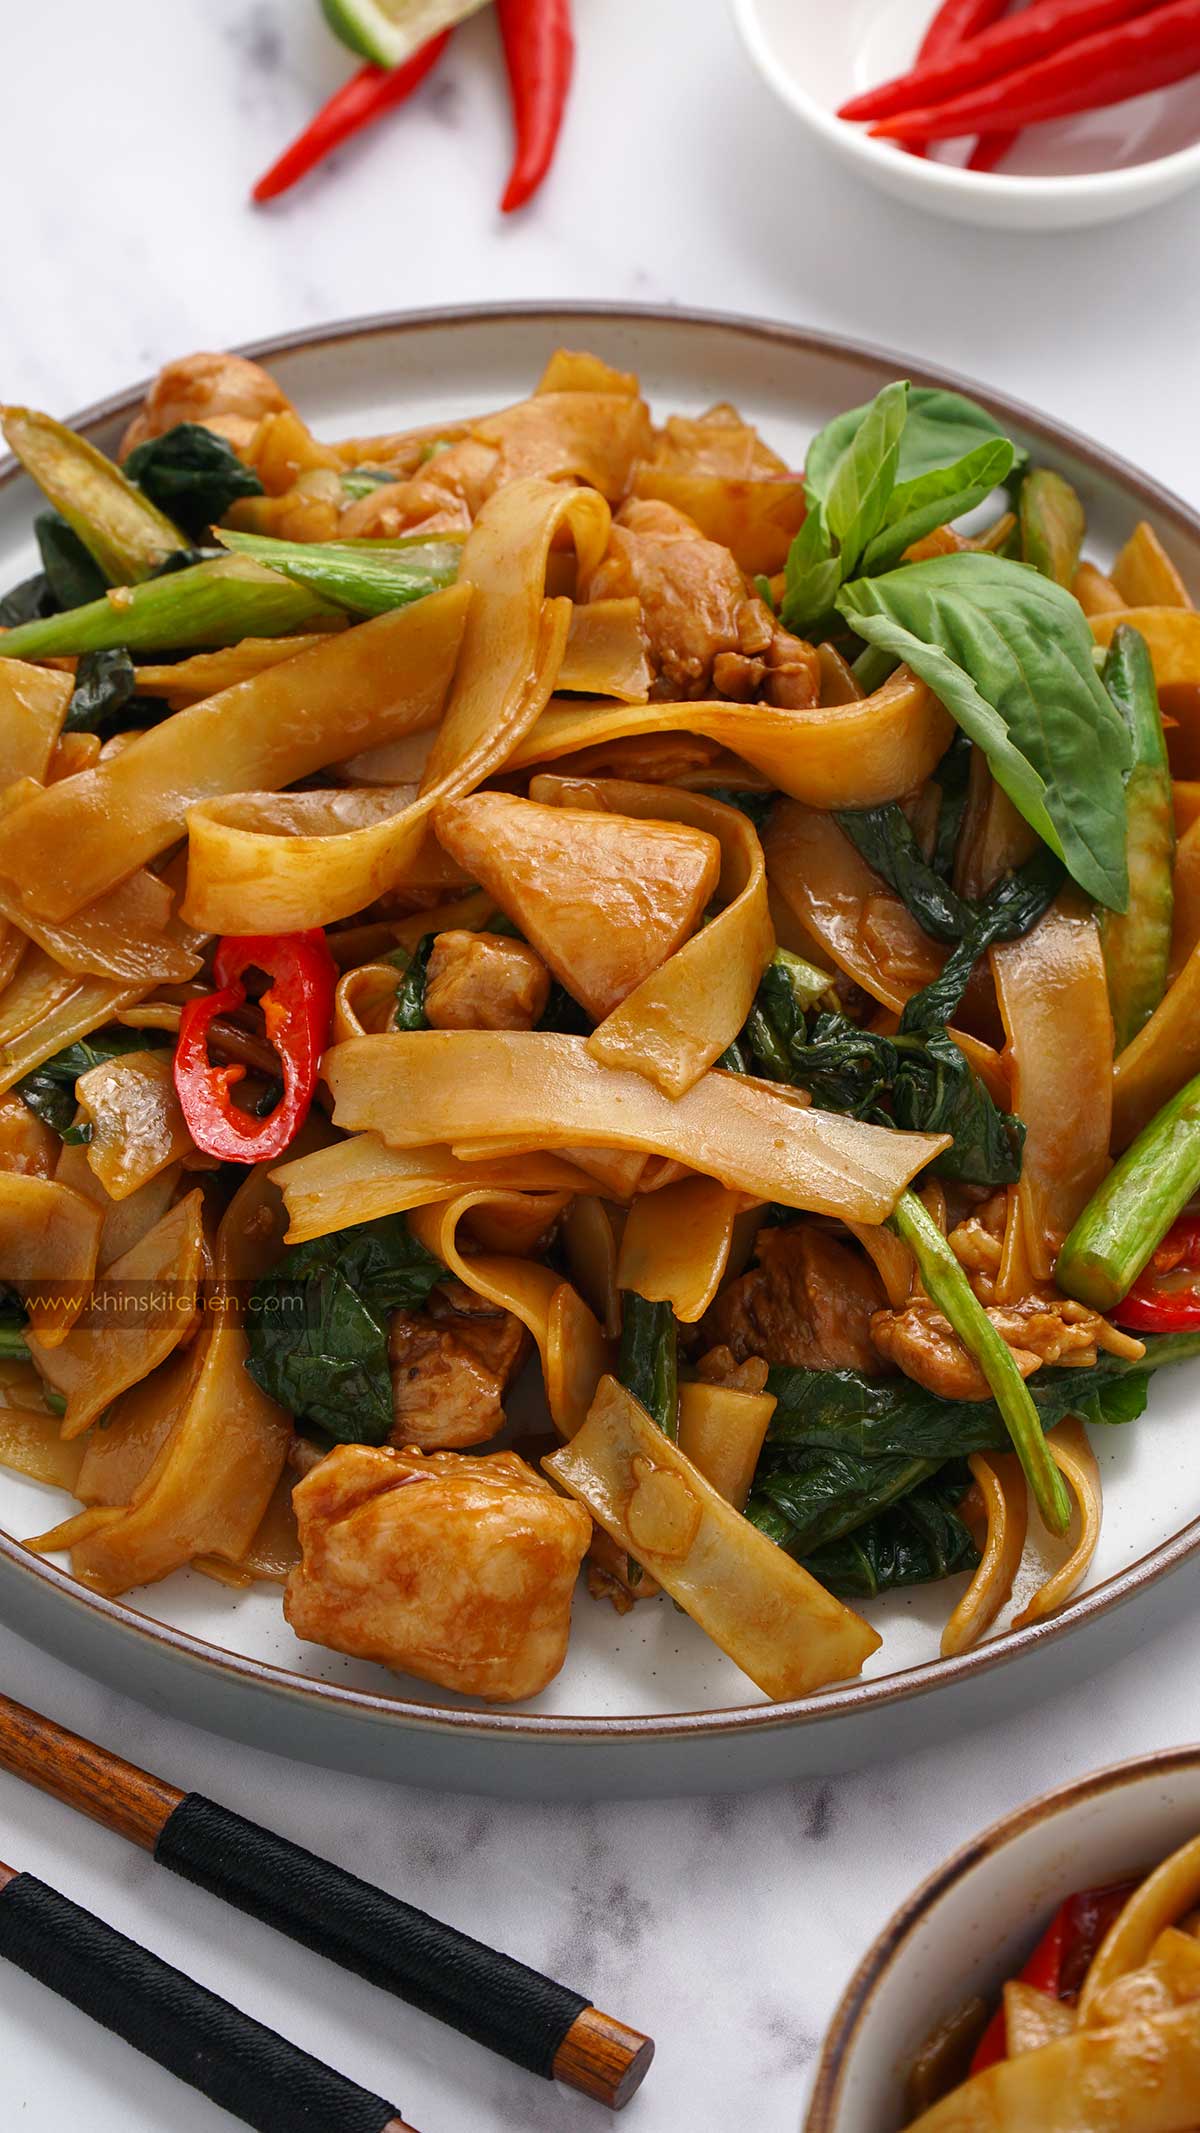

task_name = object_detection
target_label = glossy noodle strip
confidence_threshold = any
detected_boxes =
[0,1173,103,1345]
[0,587,471,923]
[181,478,609,931]
[272,1132,597,1243]
[940,1452,1027,1659]
[615,1174,750,1323]
[324,1030,951,1222]
[510,666,954,809]
[1012,1418,1102,1630]
[407,1190,609,1437]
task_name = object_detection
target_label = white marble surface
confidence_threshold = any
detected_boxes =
[2,3,1200,2128]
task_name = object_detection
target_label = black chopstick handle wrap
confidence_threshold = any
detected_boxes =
[156,1791,590,2079]
[0,1872,401,2133]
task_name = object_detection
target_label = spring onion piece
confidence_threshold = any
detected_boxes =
[1056,1070,1200,1312]
[617,1291,679,1440]
[891,1189,1071,1535]
[2,406,189,584]
[0,555,333,659]
[215,528,464,616]
[1098,624,1174,1052]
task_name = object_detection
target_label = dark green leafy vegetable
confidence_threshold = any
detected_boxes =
[0,1312,30,1363]
[245,1214,445,1444]
[705,788,776,830]
[898,846,1064,1041]
[799,1469,980,1598]
[618,1292,679,1440]
[123,423,265,540]
[837,553,1131,910]
[930,731,972,878]
[749,1448,942,1556]
[760,1333,1187,1463]
[0,571,53,629]
[16,1027,169,1142]
[35,510,107,610]
[390,935,433,1031]
[63,648,138,736]
[835,802,974,943]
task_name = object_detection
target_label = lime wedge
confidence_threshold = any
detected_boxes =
[320,0,490,67]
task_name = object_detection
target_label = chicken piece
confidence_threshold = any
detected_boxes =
[119,352,292,458]
[423,930,550,1033]
[581,498,754,699]
[284,1442,592,1701]
[705,1224,887,1373]
[871,1294,1145,1400]
[0,1090,58,1178]
[435,790,721,1022]
[388,1281,531,1450]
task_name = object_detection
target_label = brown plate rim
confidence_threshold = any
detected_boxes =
[0,299,1197,1747]
[803,1742,1200,2130]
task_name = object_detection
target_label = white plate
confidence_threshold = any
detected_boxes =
[732,0,1200,230]
[807,1745,1200,2130]
[2,304,1199,1798]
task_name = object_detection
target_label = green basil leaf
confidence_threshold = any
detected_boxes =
[16,1027,168,1141]
[862,436,1016,576]
[780,504,842,636]
[797,1468,979,1597]
[822,380,909,578]
[836,552,1131,910]
[806,385,1018,501]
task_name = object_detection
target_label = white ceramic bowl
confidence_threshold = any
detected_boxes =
[732,0,1200,228]
[806,1746,1200,2130]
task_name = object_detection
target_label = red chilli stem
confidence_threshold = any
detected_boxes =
[252,36,452,203]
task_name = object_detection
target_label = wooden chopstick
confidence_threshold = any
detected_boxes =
[0,1852,419,2132]
[0,1691,654,2112]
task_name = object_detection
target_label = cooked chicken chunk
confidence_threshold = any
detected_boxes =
[435,790,721,1021]
[0,1090,58,1178]
[423,930,550,1032]
[119,352,291,458]
[581,498,753,699]
[871,1295,1144,1401]
[338,439,498,538]
[388,1281,531,1449]
[705,1224,886,1373]
[284,1442,592,1701]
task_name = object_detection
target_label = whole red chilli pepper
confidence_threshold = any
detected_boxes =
[839,0,1161,122]
[497,0,574,213]
[173,930,337,1163]
[871,0,1200,142]
[251,37,452,203]
[909,0,1012,162]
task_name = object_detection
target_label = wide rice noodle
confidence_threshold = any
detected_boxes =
[615,1173,751,1322]
[324,1030,950,1222]
[40,1160,293,1596]
[179,477,609,932]
[29,1188,206,1439]
[272,1132,598,1243]
[0,586,472,923]
[991,893,1113,1280]
[509,666,954,810]
[407,1189,609,1437]
[0,1172,103,1344]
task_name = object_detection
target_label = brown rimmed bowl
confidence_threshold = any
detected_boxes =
[2,304,1200,1799]
[805,1746,1200,2129]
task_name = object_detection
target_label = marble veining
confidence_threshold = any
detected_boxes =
[2,2,1200,2125]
